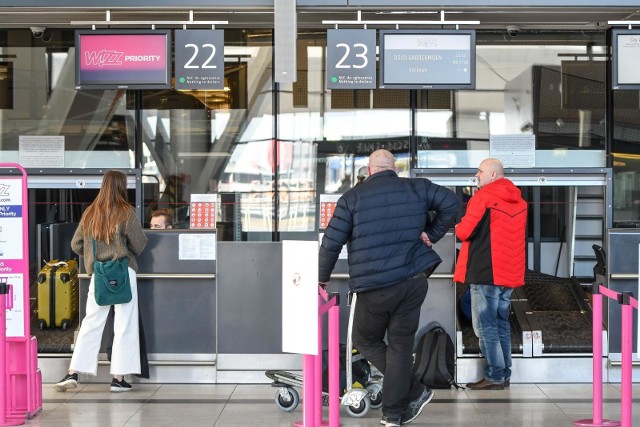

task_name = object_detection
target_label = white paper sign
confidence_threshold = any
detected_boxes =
[490,134,535,168]
[178,233,216,260]
[19,135,65,167]
[282,240,318,355]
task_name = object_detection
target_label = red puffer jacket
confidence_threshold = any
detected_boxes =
[453,178,527,287]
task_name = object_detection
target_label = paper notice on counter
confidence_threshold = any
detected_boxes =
[178,233,216,260]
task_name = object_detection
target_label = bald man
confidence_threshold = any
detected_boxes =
[454,158,527,390]
[319,149,459,426]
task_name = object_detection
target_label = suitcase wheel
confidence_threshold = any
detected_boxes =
[38,320,46,331]
[61,320,71,331]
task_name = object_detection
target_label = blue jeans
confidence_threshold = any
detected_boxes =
[470,284,513,383]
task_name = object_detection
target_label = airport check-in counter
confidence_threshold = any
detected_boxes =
[80,235,458,383]
[79,229,217,382]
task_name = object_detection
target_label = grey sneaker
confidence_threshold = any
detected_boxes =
[380,415,402,427]
[53,373,78,392]
[401,387,434,425]
[110,378,132,393]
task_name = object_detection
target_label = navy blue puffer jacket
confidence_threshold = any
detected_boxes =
[319,170,460,293]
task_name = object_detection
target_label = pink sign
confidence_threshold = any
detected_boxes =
[75,30,171,89]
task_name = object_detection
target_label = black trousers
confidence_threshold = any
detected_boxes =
[352,276,428,417]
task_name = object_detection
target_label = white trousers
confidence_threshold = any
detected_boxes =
[69,267,140,376]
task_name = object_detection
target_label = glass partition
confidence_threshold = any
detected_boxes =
[0,28,632,239]
[416,33,607,169]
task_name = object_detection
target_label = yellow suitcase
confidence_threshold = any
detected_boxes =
[37,259,79,330]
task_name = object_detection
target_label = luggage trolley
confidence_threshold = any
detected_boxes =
[265,292,383,417]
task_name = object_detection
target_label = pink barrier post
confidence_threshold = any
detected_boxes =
[620,292,633,427]
[328,299,340,427]
[3,163,41,421]
[296,288,340,427]
[302,354,316,426]
[575,283,619,427]
[0,282,24,426]
[315,296,323,427]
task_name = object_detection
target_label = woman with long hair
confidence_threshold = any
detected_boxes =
[54,170,147,393]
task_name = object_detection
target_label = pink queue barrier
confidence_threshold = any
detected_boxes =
[1,283,23,426]
[294,286,340,427]
[0,164,42,426]
[575,284,640,427]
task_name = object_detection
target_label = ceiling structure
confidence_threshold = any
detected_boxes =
[0,6,638,31]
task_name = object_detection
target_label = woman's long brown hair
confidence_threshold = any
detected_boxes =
[80,170,133,243]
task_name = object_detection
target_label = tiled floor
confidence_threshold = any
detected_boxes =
[21,383,640,426]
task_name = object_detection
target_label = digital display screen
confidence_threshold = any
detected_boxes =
[613,29,640,90]
[75,30,172,90]
[379,30,476,89]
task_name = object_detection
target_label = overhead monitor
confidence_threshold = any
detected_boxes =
[75,30,172,90]
[379,30,476,90]
[612,29,640,90]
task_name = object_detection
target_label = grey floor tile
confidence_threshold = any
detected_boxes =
[125,403,225,426]
[230,384,283,400]
[151,384,237,400]
[537,383,622,399]
[29,382,630,427]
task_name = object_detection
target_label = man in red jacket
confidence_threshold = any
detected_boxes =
[454,158,527,390]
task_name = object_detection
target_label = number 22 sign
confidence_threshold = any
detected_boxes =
[175,30,224,90]
[326,29,376,90]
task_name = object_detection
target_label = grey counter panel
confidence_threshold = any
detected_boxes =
[80,230,216,357]
[217,242,283,354]
[138,278,215,354]
[137,230,216,274]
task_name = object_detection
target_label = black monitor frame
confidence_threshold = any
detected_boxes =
[75,29,172,90]
[379,29,476,90]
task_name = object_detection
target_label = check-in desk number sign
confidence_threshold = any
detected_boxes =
[190,201,216,229]
[326,29,377,90]
[175,30,224,90]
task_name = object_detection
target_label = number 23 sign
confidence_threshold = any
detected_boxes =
[326,29,376,90]
[175,30,224,90]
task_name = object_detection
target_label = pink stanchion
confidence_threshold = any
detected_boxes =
[1,282,24,426]
[575,284,620,427]
[0,163,36,427]
[295,287,340,427]
[619,292,633,427]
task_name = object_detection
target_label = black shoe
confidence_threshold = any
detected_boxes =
[504,378,510,388]
[110,378,132,393]
[400,387,434,425]
[53,373,78,392]
[380,415,402,427]
[466,378,504,390]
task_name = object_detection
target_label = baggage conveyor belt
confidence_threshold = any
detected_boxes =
[456,270,594,357]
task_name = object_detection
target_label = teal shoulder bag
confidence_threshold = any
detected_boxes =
[92,239,132,306]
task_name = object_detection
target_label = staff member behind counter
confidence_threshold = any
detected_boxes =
[150,209,174,230]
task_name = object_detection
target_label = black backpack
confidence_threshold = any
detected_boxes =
[412,325,463,389]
